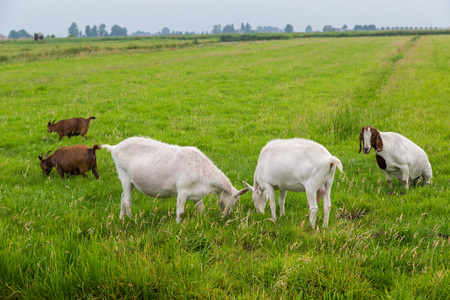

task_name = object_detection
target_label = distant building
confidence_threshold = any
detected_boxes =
[0,34,7,40]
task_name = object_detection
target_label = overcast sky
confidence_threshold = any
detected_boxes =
[1,0,449,37]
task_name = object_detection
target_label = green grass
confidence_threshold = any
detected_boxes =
[1,35,449,299]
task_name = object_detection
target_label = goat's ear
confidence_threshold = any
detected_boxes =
[38,155,43,161]
[242,181,254,192]
[375,131,383,152]
[358,127,365,153]
[235,188,249,197]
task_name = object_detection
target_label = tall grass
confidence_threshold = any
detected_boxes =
[1,35,449,299]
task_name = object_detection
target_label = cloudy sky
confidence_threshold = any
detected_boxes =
[1,0,449,37]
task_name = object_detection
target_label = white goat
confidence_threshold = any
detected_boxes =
[102,137,249,223]
[243,138,343,228]
[359,126,432,189]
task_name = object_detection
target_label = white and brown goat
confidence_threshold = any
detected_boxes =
[359,126,432,189]
[47,116,96,140]
[39,145,100,179]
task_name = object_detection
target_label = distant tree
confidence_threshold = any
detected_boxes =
[110,25,127,36]
[284,24,294,33]
[342,24,348,31]
[20,29,31,38]
[323,25,334,32]
[131,30,151,36]
[245,22,252,33]
[161,27,170,35]
[68,22,79,37]
[256,25,281,33]
[85,25,91,37]
[241,23,245,32]
[8,30,18,38]
[212,25,222,34]
[305,25,312,33]
[91,25,98,37]
[222,24,235,33]
[99,24,108,36]
[9,29,32,38]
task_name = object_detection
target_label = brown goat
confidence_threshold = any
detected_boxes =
[47,116,96,140]
[38,145,100,179]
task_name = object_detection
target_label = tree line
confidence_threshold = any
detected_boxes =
[68,22,127,37]
[320,24,443,32]
[4,22,446,40]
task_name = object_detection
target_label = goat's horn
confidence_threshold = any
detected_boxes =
[52,119,56,124]
[45,150,51,158]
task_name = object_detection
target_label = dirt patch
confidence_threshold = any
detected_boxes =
[337,207,369,221]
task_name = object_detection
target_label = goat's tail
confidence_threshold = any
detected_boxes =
[330,156,343,174]
[101,144,114,152]
[92,144,101,153]
[88,116,96,120]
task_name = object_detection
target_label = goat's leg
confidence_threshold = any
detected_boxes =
[176,193,188,223]
[306,189,318,229]
[279,190,287,217]
[322,185,332,228]
[265,185,277,221]
[119,179,134,219]
[400,167,410,189]
[92,161,99,179]
[193,199,205,213]
[56,165,65,179]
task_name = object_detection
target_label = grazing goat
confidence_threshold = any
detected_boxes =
[359,126,432,189]
[39,145,100,179]
[102,137,249,223]
[47,116,96,140]
[243,138,343,228]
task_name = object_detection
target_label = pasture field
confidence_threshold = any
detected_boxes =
[1,35,449,299]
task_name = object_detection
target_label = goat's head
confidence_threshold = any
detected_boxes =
[243,181,268,213]
[47,120,56,133]
[359,126,383,154]
[38,150,53,175]
[217,187,249,216]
